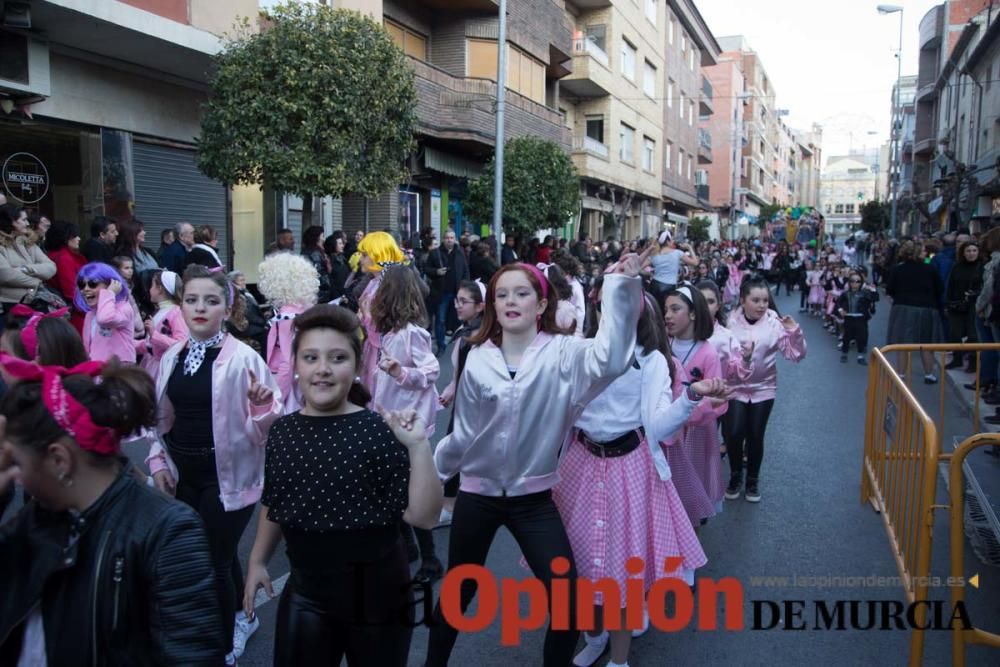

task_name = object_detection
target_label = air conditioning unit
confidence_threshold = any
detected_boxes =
[0,30,50,98]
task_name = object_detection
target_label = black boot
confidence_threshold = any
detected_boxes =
[945,353,965,370]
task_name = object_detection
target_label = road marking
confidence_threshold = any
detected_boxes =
[253,573,289,609]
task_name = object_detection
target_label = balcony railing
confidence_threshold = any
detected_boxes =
[573,135,610,159]
[572,38,609,68]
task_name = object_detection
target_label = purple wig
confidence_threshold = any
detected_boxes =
[74,262,129,312]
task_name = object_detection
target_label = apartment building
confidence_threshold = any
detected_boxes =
[912,0,1000,232]
[699,50,746,234]
[792,124,823,209]
[661,0,720,235]
[717,36,777,222]
[560,0,667,242]
[378,0,573,240]
[888,74,917,230]
[820,154,878,238]
[0,0,258,271]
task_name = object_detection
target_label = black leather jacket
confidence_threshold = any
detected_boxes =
[0,468,226,666]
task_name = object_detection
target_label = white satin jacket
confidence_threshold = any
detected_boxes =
[433,274,642,497]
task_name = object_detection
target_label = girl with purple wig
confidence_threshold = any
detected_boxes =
[75,261,137,363]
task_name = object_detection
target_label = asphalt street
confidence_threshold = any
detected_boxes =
[9,285,996,666]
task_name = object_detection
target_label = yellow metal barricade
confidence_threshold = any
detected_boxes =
[862,346,939,666]
[865,343,1000,665]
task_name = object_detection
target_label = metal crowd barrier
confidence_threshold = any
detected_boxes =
[863,344,1000,665]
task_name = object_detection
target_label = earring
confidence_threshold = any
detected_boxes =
[293,373,299,381]
[57,472,74,488]
[354,376,361,384]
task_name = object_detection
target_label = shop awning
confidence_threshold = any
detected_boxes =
[666,212,689,225]
[423,147,482,179]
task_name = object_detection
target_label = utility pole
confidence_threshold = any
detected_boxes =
[492,0,507,259]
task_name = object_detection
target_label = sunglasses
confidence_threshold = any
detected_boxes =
[77,279,105,290]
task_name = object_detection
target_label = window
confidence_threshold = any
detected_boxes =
[585,24,607,53]
[689,47,696,71]
[621,39,637,80]
[667,79,674,107]
[688,99,694,126]
[687,154,692,180]
[620,123,635,163]
[835,204,844,214]
[825,204,832,214]
[845,204,855,214]
[668,18,674,44]
[384,19,427,61]
[586,116,604,144]
[467,39,545,104]
[643,136,655,171]
[679,92,685,118]
[665,141,672,170]
[643,60,656,97]
[645,0,657,23]
[681,33,687,54]
[678,148,684,173]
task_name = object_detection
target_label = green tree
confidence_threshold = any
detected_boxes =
[758,202,784,223]
[860,199,890,234]
[196,2,417,227]
[465,136,580,238]
[687,216,711,244]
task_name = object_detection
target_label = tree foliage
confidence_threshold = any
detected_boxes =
[465,136,580,237]
[197,3,417,205]
[758,202,784,223]
[860,199,890,234]
[687,216,712,244]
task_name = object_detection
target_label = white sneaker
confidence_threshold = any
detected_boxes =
[573,631,609,666]
[225,651,237,666]
[631,609,650,637]
[232,613,259,659]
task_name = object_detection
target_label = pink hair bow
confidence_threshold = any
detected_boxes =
[9,304,71,360]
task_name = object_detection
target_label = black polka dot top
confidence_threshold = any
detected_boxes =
[262,410,410,531]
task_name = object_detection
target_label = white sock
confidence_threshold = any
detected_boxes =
[572,631,609,667]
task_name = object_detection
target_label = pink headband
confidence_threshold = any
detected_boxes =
[0,353,120,456]
[10,305,70,359]
[518,263,549,299]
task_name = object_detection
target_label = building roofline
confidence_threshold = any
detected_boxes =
[936,22,979,91]
[964,13,1000,72]
[668,0,721,64]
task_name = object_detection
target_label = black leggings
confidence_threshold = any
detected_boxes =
[842,317,869,354]
[172,449,255,651]
[425,490,579,667]
[274,541,413,666]
[726,399,775,481]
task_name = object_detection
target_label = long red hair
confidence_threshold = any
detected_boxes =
[465,264,569,347]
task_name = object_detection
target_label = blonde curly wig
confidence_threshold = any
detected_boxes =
[257,252,320,309]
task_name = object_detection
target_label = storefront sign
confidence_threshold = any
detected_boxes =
[430,189,442,231]
[2,152,49,204]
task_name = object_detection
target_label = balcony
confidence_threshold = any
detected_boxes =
[413,0,498,8]
[698,128,712,164]
[913,137,936,157]
[700,76,714,115]
[919,5,943,51]
[410,57,570,151]
[573,135,610,159]
[562,38,613,98]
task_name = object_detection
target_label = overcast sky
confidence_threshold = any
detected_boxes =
[697,0,940,165]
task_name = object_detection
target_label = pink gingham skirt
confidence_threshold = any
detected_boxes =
[552,433,707,606]
[663,433,718,526]
[684,422,726,512]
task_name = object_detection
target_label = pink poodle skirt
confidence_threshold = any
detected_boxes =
[684,422,726,512]
[808,286,825,305]
[662,433,718,527]
[552,433,707,605]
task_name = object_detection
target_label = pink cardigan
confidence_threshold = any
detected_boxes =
[83,289,136,363]
[138,305,188,381]
[707,323,754,383]
[672,340,728,426]
[726,308,807,402]
[146,334,282,511]
[372,323,440,436]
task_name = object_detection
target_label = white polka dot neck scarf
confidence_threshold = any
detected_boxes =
[184,331,225,376]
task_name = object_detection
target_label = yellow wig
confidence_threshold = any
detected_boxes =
[357,231,404,272]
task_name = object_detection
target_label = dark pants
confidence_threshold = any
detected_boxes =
[726,399,775,481]
[841,317,869,354]
[401,521,438,563]
[948,308,977,344]
[648,280,676,309]
[425,490,579,667]
[435,292,456,351]
[172,449,256,652]
[274,540,413,666]
[975,317,998,385]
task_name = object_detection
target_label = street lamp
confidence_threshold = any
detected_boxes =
[878,3,903,237]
